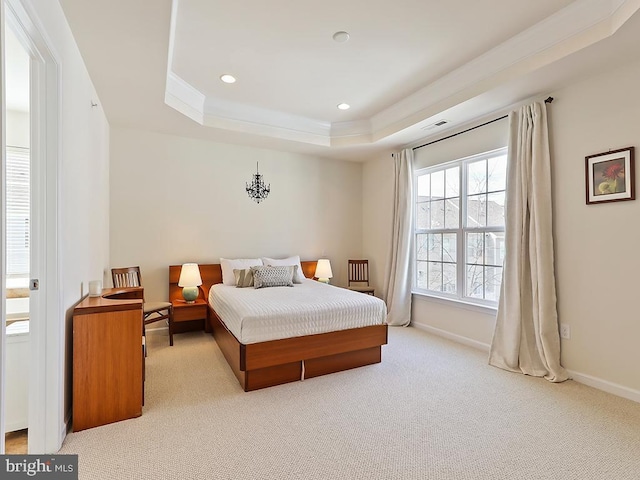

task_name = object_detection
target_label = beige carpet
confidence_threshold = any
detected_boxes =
[59,327,640,479]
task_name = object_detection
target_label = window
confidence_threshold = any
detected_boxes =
[414,147,507,306]
[6,146,30,287]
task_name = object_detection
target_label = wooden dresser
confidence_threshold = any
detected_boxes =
[72,287,144,431]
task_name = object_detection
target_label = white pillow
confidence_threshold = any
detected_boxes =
[261,255,305,283]
[220,258,263,286]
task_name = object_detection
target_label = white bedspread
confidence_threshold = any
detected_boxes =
[208,279,387,344]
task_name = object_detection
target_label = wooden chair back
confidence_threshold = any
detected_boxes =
[112,266,143,289]
[348,260,370,286]
[111,266,174,346]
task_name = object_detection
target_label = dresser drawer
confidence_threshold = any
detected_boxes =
[173,302,207,322]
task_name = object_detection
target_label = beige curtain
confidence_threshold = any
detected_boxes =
[383,148,414,326]
[489,102,568,382]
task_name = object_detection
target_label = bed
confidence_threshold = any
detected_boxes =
[169,261,388,391]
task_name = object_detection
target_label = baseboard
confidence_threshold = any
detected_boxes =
[411,322,490,352]
[567,369,640,404]
[146,325,169,333]
[59,414,69,449]
[411,321,640,404]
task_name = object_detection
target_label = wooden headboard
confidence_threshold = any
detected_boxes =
[169,261,318,302]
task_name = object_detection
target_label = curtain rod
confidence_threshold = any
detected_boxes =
[412,96,554,152]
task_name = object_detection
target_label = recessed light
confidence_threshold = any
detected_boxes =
[337,103,350,110]
[332,31,350,43]
[220,74,236,84]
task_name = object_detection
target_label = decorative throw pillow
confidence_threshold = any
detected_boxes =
[233,268,254,288]
[261,256,305,283]
[220,258,263,285]
[251,265,295,288]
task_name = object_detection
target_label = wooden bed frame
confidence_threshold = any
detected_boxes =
[169,261,388,391]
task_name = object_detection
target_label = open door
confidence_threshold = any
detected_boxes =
[2,10,31,453]
[2,0,61,454]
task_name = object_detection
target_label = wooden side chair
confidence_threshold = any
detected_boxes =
[111,266,174,347]
[347,259,375,296]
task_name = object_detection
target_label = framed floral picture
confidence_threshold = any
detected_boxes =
[585,146,635,205]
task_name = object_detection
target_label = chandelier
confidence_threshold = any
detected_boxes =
[246,162,270,203]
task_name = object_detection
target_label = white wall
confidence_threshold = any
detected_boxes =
[551,59,640,394]
[110,127,363,301]
[363,59,640,398]
[19,0,110,449]
[361,151,393,297]
[413,118,509,171]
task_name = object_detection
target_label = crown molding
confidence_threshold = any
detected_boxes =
[166,72,333,145]
[164,72,205,124]
[202,112,331,147]
[330,119,372,138]
[370,0,640,140]
[204,98,331,138]
[164,0,640,147]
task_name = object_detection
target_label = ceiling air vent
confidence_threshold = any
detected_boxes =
[421,119,448,130]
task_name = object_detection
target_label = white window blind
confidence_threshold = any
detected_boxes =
[6,146,30,278]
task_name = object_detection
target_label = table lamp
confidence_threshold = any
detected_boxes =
[178,263,202,303]
[315,259,333,284]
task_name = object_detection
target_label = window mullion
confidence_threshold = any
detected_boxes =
[485,157,489,226]
[414,171,421,292]
[458,163,466,301]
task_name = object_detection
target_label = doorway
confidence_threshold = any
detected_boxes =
[3,16,30,452]
[1,0,61,454]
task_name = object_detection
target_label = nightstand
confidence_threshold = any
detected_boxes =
[170,298,208,344]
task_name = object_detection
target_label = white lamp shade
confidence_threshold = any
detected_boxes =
[315,259,333,279]
[178,263,202,287]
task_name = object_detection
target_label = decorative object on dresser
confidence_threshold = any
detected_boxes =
[246,161,270,203]
[347,259,375,296]
[111,266,174,346]
[201,260,388,392]
[88,280,102,297]
[72,287,144,431]
[178,263,203,303]
[314,258,333,284]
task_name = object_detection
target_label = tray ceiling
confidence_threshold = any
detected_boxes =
[59,0,640,159]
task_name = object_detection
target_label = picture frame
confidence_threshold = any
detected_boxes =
[585,146,635,205]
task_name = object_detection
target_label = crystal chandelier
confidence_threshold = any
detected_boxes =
[246,162,270,203]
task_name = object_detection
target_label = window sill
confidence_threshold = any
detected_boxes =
[411,291,498,316]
